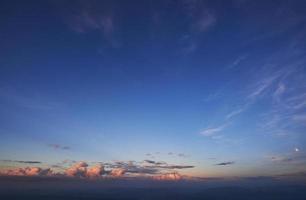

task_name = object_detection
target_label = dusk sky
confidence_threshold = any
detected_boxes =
[0,0,306,180]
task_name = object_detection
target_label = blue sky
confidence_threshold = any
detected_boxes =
[0,0,306,178]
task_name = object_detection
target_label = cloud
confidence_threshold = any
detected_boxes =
[1,167,52,176]
[226,108,244,120]
[273,82,286,99]
[106,160,194,176]
[286,93,306,110]
[269,152,306,164]
[1,160,194,180]
[271,156,293,162]
[158,165,194,169]
[180,0,216,33]
[177,0,216,54]
[215,161,235,166]
[69,11,114,37]
[144,160,168,166]
[292,114,306,123]
[248,74,280,99]
[48,144,70,150]
[110,168,126,177]
[153,172,182,181]
[65,161,88,178]
[144,160,156,164]
[227,54,248,70]
[192,11,216,33]
[0,160,42,164]
[200,124,226,136]
[64,162,106,178]
[86,164,105,178]
[276,171,306,180]
[142,160,194,170]
[203,90,222,102]
[178,153,188,158]
[63,1,119,48]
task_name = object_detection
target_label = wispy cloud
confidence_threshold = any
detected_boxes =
[247,73,281,99]
[227,54,248,70]
[191,11,216,33]
[226,108,245,120]
[292,114,306,123]
[273,82,286,100]
[69,11,114,36]
[200,124,227,136]
[178,0,216,54]
[202,90,222,102]
[63,1,119,48]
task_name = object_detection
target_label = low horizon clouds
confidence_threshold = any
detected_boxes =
[0,159,194,179]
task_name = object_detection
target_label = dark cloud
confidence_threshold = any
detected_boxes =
[277,171,306,178]
[215,161,235,166]
[143,160,165,165]
[1,160,42,164]
[144,160,155,164]
[158,165,194,169]
[178,153,188,158]
[146,152,191,158]
[102,160,194,176]
[48,144,71,150]
[143,160,194,171]
[270,154,306,163]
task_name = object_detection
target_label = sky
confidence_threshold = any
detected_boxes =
[0,0,306,180]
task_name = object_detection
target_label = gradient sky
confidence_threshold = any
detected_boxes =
[0,0,306,178]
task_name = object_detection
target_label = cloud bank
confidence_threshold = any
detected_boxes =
[1,167,52,176]
[0,160,194,181]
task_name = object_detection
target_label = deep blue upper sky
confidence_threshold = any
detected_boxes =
[0,0,306,178]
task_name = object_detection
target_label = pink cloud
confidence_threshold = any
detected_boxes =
[65,161,88,178]
[2,167,52,176]
[110,168,126,177]
[153,172,182,181]
[87,164,105,178]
